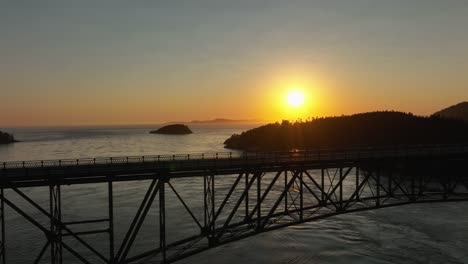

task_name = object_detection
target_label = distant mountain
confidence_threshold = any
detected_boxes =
[190,118,252,124]
[166,118,258,124]
[433,102,468,122]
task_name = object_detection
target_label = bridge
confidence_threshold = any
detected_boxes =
[1,144,468,263]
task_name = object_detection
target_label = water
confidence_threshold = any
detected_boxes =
[1,124,467,264]
[0,124,251,161]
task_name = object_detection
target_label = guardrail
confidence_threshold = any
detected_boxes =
[2,144,468,170]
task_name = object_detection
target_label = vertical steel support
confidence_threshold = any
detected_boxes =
[388,171,393,197]
[211,175,215,237]
[299,171,303,221]
[321,168,325,205]
[159,180,166,263]
[339,167,343,211]
[256,173,261,231]
[0,188,5,264]
[108,177,115,263]
[376,168,380,207]
[245,173,249,219]
[49,184,62,264]
[284,171,288,213]
[204,175,215,245]
[203,176,207,229]
[355,167,360,201]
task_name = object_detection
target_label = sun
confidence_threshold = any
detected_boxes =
[286,91,305,108]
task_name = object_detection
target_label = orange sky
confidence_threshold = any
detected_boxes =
[1,2,468,127]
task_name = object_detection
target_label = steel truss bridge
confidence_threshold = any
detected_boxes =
[1,144,468,263]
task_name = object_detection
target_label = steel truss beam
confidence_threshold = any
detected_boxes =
[0,181,113,264]
[145,164,468,263]
[1,158,468,263]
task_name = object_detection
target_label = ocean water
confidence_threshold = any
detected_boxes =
[0,124,251,162]
[0,124,467,264]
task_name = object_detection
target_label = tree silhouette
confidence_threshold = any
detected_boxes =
[224,111,468,151]
[0,131,17,144]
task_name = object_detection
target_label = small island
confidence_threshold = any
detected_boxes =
[150,124,193,135]
[0,131,19,144]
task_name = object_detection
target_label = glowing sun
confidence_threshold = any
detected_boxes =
[286,91,305,108]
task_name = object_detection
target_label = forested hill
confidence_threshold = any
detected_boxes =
[433,102,468,122]
[0,131,18,144]
[224,111,468,151]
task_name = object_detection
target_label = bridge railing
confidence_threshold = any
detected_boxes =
[2,143,468,170]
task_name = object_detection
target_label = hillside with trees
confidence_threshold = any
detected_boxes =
[433,102,468,122]
[0,131,18,144]
[224,111,468,151]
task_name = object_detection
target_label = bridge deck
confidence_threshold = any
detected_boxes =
[1,144,468,263]
[1,144,468,187]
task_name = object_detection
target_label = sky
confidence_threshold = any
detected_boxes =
[1,0,468,126]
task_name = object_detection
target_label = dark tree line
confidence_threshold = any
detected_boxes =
[0,131,17,144]
[224,111,468,151]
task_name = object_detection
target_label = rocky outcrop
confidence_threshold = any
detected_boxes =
[150,124,193,135]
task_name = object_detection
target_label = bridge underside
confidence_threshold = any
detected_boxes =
[1,157,468,263]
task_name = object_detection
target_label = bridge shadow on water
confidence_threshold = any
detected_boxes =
[0,145,468,263]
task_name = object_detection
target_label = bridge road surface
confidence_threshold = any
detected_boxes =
[2,144,468,188]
